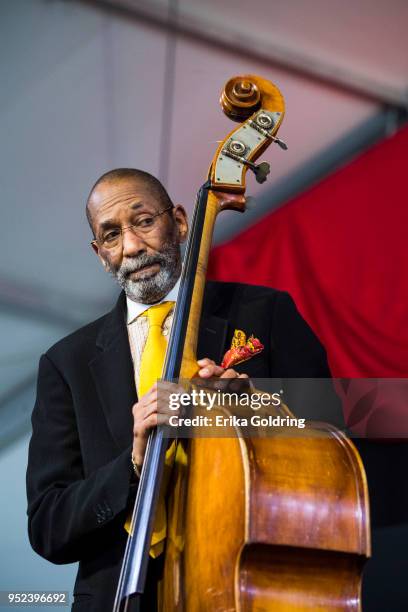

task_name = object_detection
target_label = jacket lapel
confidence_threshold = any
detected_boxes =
[89,292,136,452]
[198,281,230,365]
[197,314,228,365]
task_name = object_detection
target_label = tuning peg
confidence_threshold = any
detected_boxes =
[272,136,288,150]
[238,158,270,184]
[221,145,272,183]
[249,161,270,184]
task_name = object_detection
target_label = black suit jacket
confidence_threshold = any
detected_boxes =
[26,281,333,611]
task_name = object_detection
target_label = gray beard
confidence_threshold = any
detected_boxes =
[108,242,181,304]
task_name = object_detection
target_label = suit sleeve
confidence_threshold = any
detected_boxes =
[26,353,136,564]
[271,291,345,427]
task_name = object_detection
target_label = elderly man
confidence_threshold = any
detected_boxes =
[26,168,332,611]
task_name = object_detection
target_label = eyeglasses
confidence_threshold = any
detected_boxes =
[91,205,173,250]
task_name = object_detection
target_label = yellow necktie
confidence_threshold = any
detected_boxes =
[138,301,175,398]
[125,301,176,558]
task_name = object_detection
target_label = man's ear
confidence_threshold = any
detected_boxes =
[173,205,189,243]
[91,240,99,256]
[91,241,109,269]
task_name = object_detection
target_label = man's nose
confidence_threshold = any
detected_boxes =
[122,226,147,257]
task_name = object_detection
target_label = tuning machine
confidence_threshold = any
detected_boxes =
[246,160,270,184]
[271,136,288,150]
[222,141,271,184]
[249,112,288,150]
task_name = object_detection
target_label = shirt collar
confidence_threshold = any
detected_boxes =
[126,277,181,324]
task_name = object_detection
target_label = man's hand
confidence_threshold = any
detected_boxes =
[197,357,249,381]
[131,358,249,471]
[131,381,183,471]
[196,357,251,393]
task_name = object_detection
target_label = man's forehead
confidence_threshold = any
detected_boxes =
[89,177,153,219]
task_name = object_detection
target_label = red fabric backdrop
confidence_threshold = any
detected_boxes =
[208,125,408,379]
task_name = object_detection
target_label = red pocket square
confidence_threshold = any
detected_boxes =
[221,329,264,369]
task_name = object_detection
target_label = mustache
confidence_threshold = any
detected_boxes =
[118,253,166,278]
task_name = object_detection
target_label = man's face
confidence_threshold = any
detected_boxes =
[89,177,188,303]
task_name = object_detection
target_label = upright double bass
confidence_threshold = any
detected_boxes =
[115,75,370,611]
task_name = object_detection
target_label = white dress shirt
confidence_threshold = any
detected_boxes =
[126,278,180,391]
